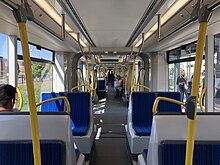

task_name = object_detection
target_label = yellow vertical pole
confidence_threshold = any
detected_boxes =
[18,23,42,165]
[185,22,208,165]
[141,70,145,91]
[85,57,91,93]
[131,57,136,93]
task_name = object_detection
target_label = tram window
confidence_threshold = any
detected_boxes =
[167,42,198,63]
[214,34,220,111]
[17,40,54,111]
[17,40,54,61]
[0,33,8,84]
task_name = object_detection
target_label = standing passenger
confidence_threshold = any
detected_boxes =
[0,84,17,112]
[176,69,187,102]
[187,75,193,98]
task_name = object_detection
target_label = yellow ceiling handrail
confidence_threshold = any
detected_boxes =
[36,96,71,114]
[152,96,185,115]
[71,84,90,92]
[16,87,23,111]
[133,84,151,92]
[199,86,206,112]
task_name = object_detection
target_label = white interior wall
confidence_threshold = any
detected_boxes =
[8,35,18,87]
[53,52,65,92]
[151,52,168,91]
[205,35,214,112]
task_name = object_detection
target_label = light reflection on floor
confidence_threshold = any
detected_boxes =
[94,98,107,140]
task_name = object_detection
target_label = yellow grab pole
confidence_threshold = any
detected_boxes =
[199,86,206,112]
[131,57,136,93]
[141,70,145,91]
[152,96,185,114]
[85,57,91,93]
[185,22,208,165]
[18,23,42,165]
[16,87,23,111]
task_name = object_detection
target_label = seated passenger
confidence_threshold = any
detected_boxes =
[0,84,17,112]
[114,75,122,97]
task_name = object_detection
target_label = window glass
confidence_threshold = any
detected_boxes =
[17,40,53,61]
[168,61,205,100]
[0,33,8,83]
[18,60,53,111]
[214,34,220,111]
[17,40,54,111]
[168,41,205,107]
[167,42,198,62]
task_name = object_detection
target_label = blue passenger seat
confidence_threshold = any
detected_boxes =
[157,92,181,112]
[132,92,181,136]
[161,141,220,165]
[41,92,65,112]
[0,141,64,165]
[66,92,90,136]
[41,92,90,136]
[132,92,155,136]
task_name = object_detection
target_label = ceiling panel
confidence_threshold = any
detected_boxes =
[72,0,150,47]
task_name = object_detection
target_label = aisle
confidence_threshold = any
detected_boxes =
[91,87,132,165]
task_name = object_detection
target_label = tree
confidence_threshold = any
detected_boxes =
[32,63,45,80]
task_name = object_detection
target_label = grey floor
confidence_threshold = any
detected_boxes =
[91,87,132,165]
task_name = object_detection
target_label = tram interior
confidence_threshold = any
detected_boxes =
[0,0,220,165]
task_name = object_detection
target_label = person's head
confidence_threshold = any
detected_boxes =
[0,84,16,110]
[180,69,185,77]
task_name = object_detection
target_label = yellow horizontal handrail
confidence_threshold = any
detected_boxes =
[199,86,206,112]
[71,84,90,92]
[152,96,185,115]
[133,84,151,91]
[36,96,71,114]
[16,87,23,111]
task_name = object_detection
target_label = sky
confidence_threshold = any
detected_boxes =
[0,33,53,61]
[0,33,8,59]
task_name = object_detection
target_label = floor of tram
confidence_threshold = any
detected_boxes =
[91,86,132,165]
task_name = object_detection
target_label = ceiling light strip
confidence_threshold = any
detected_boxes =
[135,0,189,47]
[34,0,87,47]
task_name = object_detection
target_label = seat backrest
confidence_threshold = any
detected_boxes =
[157,92,181,112]
[41,92,65,112]
[66,92,90,128]
[131,92,181,129]
[97,80,106,90]
[0,141,64,165]
[160,141,220,165]
[0,112,76,165]
[147,113,220,165]
[132,92,155,129]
